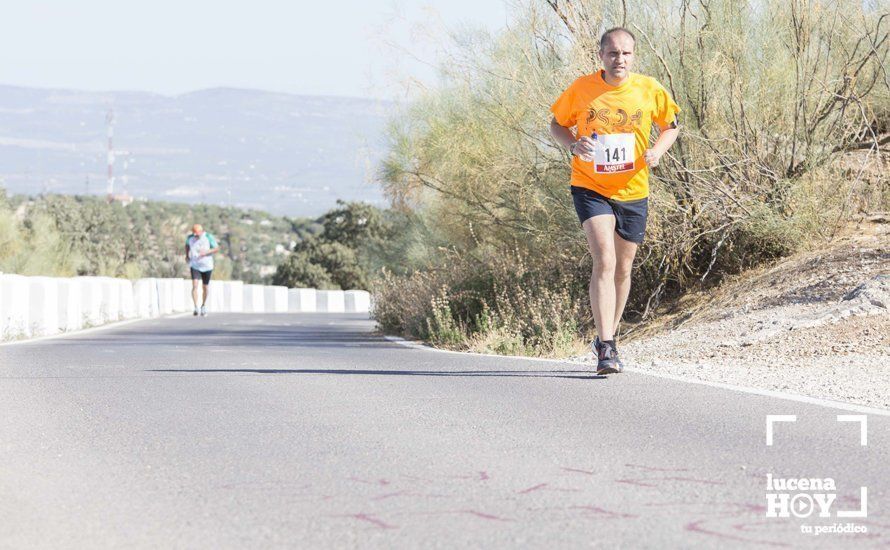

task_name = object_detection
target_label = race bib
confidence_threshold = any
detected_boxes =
[594,133,635,174]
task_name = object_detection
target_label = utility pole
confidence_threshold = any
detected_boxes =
[106,109,115,200]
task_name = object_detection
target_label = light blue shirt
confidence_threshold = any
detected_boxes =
[186,232,217,272]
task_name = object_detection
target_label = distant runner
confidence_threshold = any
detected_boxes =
[185,224,219,317]
[549,27,680,374]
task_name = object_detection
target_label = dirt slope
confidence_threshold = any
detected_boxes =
[581,218,890,409]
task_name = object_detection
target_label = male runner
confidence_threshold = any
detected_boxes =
[549,27,680,374]
[185,224,219,317]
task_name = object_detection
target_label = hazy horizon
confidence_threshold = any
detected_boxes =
[0,1,508,101]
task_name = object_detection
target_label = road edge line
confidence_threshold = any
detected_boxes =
[383,335,890,417]
[0,312,192,347]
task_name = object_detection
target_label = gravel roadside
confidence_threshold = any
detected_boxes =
[568,224,890,410]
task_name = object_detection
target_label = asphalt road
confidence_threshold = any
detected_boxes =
[1,313,887,549]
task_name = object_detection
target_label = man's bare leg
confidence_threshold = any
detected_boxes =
[613,233,639,337]
[582,215,618,342]
[202,284,209,307]
[191,279,200,309]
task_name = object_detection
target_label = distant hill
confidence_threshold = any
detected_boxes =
[0,85,392,217]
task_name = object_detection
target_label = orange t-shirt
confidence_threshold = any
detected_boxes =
[550,72,680,201]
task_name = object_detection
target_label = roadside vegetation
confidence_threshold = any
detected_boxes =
[372,0,889,356]
[0,191,317,283]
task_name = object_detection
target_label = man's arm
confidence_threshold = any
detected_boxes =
[199,234,220,258]
[643,123,680,168]
[550,117,595,158]
[184,244,190,263]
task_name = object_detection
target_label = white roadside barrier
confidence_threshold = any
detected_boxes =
[181,279,194,312]
[222,280,244,313]
[209,282,225,312]
[98,276,121,322]
[157,279,175,315]
[1,274,31,338]
[264,286,288,313]
[77,276,104,326]
[317,290,345,313]
[1,273,371,342]
[288,288,316,313]
[57,278,84,332]
[344,290,371,314]
[243,284,266,313]
[133,279,158,319]
[28,277,60,337]
[119,279,136,319]
[170,278,187,313]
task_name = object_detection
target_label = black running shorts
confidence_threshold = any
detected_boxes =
[190,268,212,285]
[571,186,649,244]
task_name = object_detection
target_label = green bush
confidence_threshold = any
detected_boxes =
[2,192,315,281]
[273,201,392,290]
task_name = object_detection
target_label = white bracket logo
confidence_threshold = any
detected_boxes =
[765,414,868,519]
[766,415,797,446]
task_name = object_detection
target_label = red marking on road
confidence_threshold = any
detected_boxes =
[341,513,397,530]
[449,471,491,481]
[462,510,513,522]
[615,478,659,487]
[685,520,789,547]
[562,467,596,475]
[370,490,452,501]
[571,505,639,519]
[371,490,409,501]
[626,463,690,472]
[641,501,696,507]
[517,482,579,494]
[669,476,725,485]
[349,477,390,486]
[731,520,785,533]
[400,474,431,482]
[616,476,724,487]
[518,483,549,494]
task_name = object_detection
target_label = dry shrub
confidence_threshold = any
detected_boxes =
[375,0,888,350]
[373,247,589,357]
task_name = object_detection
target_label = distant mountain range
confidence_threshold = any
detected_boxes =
[0,85,393,217]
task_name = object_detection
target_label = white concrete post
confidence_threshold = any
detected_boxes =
[317,290,345,313]
[264,285,288,313]
[170,278,187,312]
[98,276,121,322]
[76,276,104,327]
[133,279,156,318]
[180,279,192,311]
[344,290,371,313]
[57,278,84,332]
[242,284,265,313]
[222,280,244,313]
[1,274,32,338]
[28,277,60,336]
[157,279,174,315]
[288,288,317,313]
[119,279,136,319]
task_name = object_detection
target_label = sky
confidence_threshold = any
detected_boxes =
[0,0,509,100]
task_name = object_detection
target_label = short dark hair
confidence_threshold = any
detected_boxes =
[599,27,636,51]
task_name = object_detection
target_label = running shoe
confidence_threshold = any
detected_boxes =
[596,339,623,375]
[593,336,625,372]
[193,308,199,316]
[200,306,207,317]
